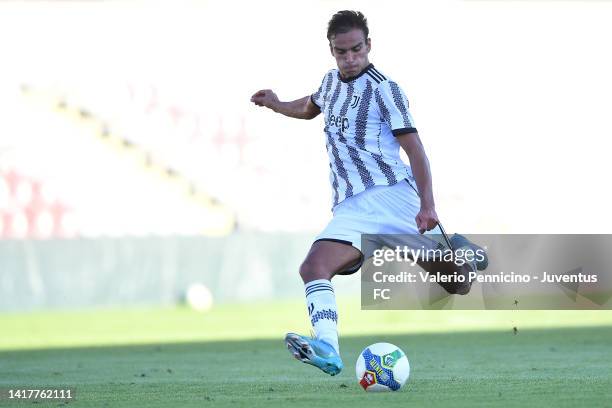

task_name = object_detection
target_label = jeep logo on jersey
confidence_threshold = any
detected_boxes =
[328,114,349,132]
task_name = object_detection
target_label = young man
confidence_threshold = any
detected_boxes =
[251,10,486,376]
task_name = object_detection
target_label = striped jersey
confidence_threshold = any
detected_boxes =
[311,63,418,210]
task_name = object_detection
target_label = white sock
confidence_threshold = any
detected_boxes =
[305,279,339,354]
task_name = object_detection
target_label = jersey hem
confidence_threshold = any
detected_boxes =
[310,94,322,109]
[392,127,418,136]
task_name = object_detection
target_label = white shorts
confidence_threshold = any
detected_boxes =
[314,179,423,274]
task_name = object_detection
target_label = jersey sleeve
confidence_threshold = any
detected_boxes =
[310,71,332,110]
[374,81,417,136]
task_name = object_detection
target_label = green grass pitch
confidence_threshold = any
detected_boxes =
[1,300,611,407]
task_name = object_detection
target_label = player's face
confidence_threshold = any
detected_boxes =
[330,28,371,80]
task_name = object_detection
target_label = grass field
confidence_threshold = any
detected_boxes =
[1,299,612,407]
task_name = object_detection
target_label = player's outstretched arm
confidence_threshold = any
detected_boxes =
[397,132,439,234]
[250,90,320,120]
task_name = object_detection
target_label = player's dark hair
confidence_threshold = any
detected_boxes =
[327,10,369,42]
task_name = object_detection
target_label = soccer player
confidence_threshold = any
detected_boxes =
[250,10,486,376]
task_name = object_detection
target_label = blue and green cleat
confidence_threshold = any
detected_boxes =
[284,333,343,376]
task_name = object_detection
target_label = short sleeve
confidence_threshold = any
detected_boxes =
[311,72,333,110]
[374,81,417,136]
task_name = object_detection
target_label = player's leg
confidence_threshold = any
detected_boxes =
[373,231,478,295]
[415,258,476,295]
[299,239,362,349]
[414,229,489,294]
[299,239,363,282]
[378,179,487,294]
[285,240,362,376]
[374,232,479,295]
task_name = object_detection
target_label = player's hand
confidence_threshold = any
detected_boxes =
[416,206,439,234]
[250,89,279,110]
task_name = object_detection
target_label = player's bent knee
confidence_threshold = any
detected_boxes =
[299,259,333,282]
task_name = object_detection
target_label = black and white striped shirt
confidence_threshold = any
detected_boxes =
[311,63,418,209]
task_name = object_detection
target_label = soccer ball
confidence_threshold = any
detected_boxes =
[356,342,410,392]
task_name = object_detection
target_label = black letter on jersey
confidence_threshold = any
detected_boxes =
[341,118,349,133]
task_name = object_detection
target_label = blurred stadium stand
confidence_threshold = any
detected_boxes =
[1,84,241,237]
[0,81,332,238]
[55,81,332,233]
[0,168,74,239]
